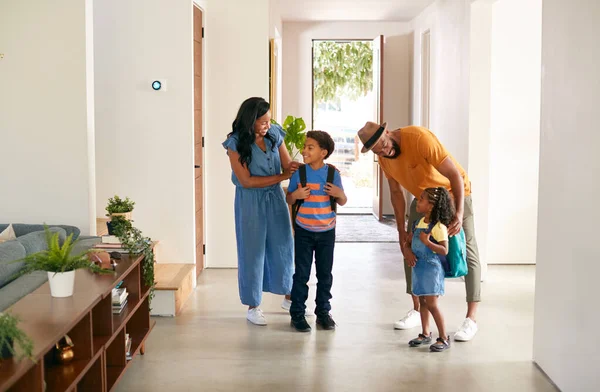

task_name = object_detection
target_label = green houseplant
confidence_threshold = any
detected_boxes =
[109,216,155,302]
[106,195,135,220]
[16,227,112,298]
[272,115,307,161]
[0,312,34,361]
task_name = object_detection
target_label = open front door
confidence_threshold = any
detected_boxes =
[372,35,384,221]
[193,5,204,276]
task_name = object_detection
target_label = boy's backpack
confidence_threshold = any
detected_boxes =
[412,219,468,278]
[291,164,337,223]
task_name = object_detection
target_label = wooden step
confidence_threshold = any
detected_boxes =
[151,264,195,317]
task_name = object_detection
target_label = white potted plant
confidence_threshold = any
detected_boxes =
[16,227,112,298]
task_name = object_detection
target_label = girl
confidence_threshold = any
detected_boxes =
[222,97,299,326]
[406,187,454,352]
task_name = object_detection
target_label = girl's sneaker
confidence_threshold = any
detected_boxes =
[430,336,451,352]
[409,333,432,347]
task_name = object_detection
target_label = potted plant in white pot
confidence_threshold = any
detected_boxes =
[105,195,135,235]
[0,312,34,361]
[272,115,307,190]
[15,227,112,298]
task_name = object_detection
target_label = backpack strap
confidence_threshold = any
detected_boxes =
[326,164,337,214]
[291,165,307,223]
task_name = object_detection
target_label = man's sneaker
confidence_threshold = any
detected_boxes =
[316,313,336,330]
[246,308,267,326]
[454,318,478,341]
[291,316,311,332]
[430,336,451,352]
[393,309,421,330]
[281,298,292,311]
[408,333,432,347]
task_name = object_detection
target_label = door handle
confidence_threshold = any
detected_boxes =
[195,165,201,168]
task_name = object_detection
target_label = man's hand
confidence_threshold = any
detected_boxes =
[448,211,463,236]
[293,186,311,200]
[404,246,417,267]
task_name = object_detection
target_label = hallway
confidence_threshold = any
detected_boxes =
[117,243,556,392]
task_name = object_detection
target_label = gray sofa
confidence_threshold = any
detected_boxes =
[0,224,101,311]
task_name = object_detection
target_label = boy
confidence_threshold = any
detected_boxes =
[286,130,347,332]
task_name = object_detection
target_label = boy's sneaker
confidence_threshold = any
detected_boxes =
[246,308,267,326]
[281,298,292,311]
[316,313,336,330]
[291,316,311,332]
[454,318,478,341]
[408,333,432,347]
[393,309,421,330]
[430,336,451,352]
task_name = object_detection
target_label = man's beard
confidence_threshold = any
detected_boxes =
[381,139,401,159]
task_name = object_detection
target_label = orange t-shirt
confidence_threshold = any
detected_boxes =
[378,126,471,197]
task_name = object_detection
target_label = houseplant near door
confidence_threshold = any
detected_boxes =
[0,312,34,361]
[109,216,156,302]
[272,115,307,161]
[106,195,135,234]
[16,227,112,298]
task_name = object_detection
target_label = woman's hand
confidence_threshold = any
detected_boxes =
[288,161,301,174]
[293,186,311,200]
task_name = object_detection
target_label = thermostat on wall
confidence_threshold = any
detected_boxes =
[151,79,167,92]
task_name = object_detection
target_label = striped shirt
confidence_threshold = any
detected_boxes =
[287,164,344,232]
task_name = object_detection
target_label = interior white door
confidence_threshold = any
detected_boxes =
[372,35,384,221]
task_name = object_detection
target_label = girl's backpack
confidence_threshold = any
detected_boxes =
[412,219,468,278]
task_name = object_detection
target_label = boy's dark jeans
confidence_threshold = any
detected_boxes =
[290,225,335,318]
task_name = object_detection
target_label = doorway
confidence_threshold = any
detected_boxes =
[193,5,204,277]
[312,38,384,217]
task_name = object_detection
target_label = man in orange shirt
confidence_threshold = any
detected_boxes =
[358,121,480,342]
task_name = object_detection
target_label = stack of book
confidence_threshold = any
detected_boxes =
[93,236,128,253]
[112,286,129,314]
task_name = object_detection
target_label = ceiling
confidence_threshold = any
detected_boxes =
[279,0,436,22]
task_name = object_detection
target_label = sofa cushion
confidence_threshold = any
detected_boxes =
[0,224,80,240]
[0,224,17,244]
[0,240,27,288]
[0,271,48,312]
[17,227,66,256]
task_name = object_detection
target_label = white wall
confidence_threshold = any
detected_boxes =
[282,21,412,215]
[411,0,471,167]
[0,0,95,235]
[203,0,271,268]
[468,0,492,272]
[94,0,195,262]
[534,1,600,390]
[487,0,541,264]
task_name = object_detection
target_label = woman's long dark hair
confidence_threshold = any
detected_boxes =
[424,187,455,227]
[227,97,276,167]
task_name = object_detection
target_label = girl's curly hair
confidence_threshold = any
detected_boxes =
[424,187,455,227]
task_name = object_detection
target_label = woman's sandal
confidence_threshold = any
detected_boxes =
[409,333,433,347]
[430,336,451,352]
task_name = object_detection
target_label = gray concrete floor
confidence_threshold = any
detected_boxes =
[116,243,557,392]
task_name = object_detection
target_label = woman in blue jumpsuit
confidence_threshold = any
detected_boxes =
[223,97,298,325]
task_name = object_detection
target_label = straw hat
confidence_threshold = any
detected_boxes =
[358,121,387,153]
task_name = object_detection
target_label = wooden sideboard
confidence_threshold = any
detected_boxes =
[0,254,154,392]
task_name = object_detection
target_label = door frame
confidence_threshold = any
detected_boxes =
[193,4,205,276]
